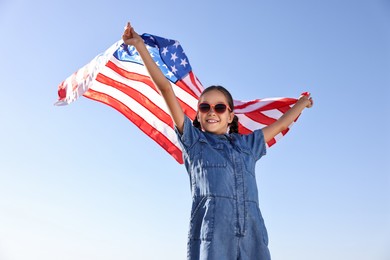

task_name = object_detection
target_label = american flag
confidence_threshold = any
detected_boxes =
[56,34,299,164]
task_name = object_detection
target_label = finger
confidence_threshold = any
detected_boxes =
[308,97,313,107]
[130,27,137,36]
[124,22,131,35]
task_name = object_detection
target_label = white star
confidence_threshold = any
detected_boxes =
[161,47,169,56]
[180,58,188,67]
[173,41,180,48]
[129,47,137,55]
[170,52,178,62]
[171,65,178,74]
[166,71,174,78]
[156,61,160,66]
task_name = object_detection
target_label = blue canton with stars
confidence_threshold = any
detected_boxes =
[113,33,192,83]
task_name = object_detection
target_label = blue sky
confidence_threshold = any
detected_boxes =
[0,0,389,259]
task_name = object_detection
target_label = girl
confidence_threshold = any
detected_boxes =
[122,22,313,260]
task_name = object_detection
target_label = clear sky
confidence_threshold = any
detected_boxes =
[0,0,389,259]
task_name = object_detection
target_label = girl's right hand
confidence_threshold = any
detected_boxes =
[122,22,142,46]
[298,92,314,108]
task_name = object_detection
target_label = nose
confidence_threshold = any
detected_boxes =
[208,107,217,114]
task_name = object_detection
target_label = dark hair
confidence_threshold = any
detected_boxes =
[193,85,239,134]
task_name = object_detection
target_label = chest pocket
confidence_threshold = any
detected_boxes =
[199,139,228,168]
[234,145,256,177]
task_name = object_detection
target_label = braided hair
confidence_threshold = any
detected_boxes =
[193,85,239,134]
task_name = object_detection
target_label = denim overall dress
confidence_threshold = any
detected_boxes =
[176,116,271,260]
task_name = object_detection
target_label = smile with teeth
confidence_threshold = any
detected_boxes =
[206,119,219,123]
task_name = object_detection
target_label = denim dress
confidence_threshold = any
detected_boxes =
[175,116,271,260]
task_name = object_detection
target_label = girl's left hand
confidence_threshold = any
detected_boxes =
[122,22,142,46]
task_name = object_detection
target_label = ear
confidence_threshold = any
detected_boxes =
[228,111,234,124]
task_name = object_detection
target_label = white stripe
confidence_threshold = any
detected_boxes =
[262,109,284,120]
[237,114,267,131]
[273,132,285,142]
[110,55,150,75]
[234,100,275,113]
[171,82,198,110]
[182,74,203,97]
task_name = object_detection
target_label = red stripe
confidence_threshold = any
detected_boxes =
[267,138,276,147]
[235,99,263,110]
[179,98,196,121]
[83,88,184,164]
[71,72,78,91]
[106,60,160,94]
[235,98,297,111]
[238,122,252,135]
[175,79,199,100]
[189,72,203,95]
[58,81,67,100]
[245,111,277,126]
[277,104,293,113]
[276,104,301,123]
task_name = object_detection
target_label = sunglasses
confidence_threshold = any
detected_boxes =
[198,102,231,114]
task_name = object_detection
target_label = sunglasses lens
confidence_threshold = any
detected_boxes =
[199,103,211,113]
[214,104,227,113]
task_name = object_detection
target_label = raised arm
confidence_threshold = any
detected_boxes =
[122,22,185,133]
[262,93,313,143]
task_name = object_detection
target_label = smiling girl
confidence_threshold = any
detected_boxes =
[122,22,313,260]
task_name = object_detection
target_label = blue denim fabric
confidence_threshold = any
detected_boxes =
[175,116,271,260]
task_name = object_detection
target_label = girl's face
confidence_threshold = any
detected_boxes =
[196,89,234,135]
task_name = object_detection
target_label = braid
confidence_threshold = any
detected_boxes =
[229,115,239,134]
[193,116,202,130]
